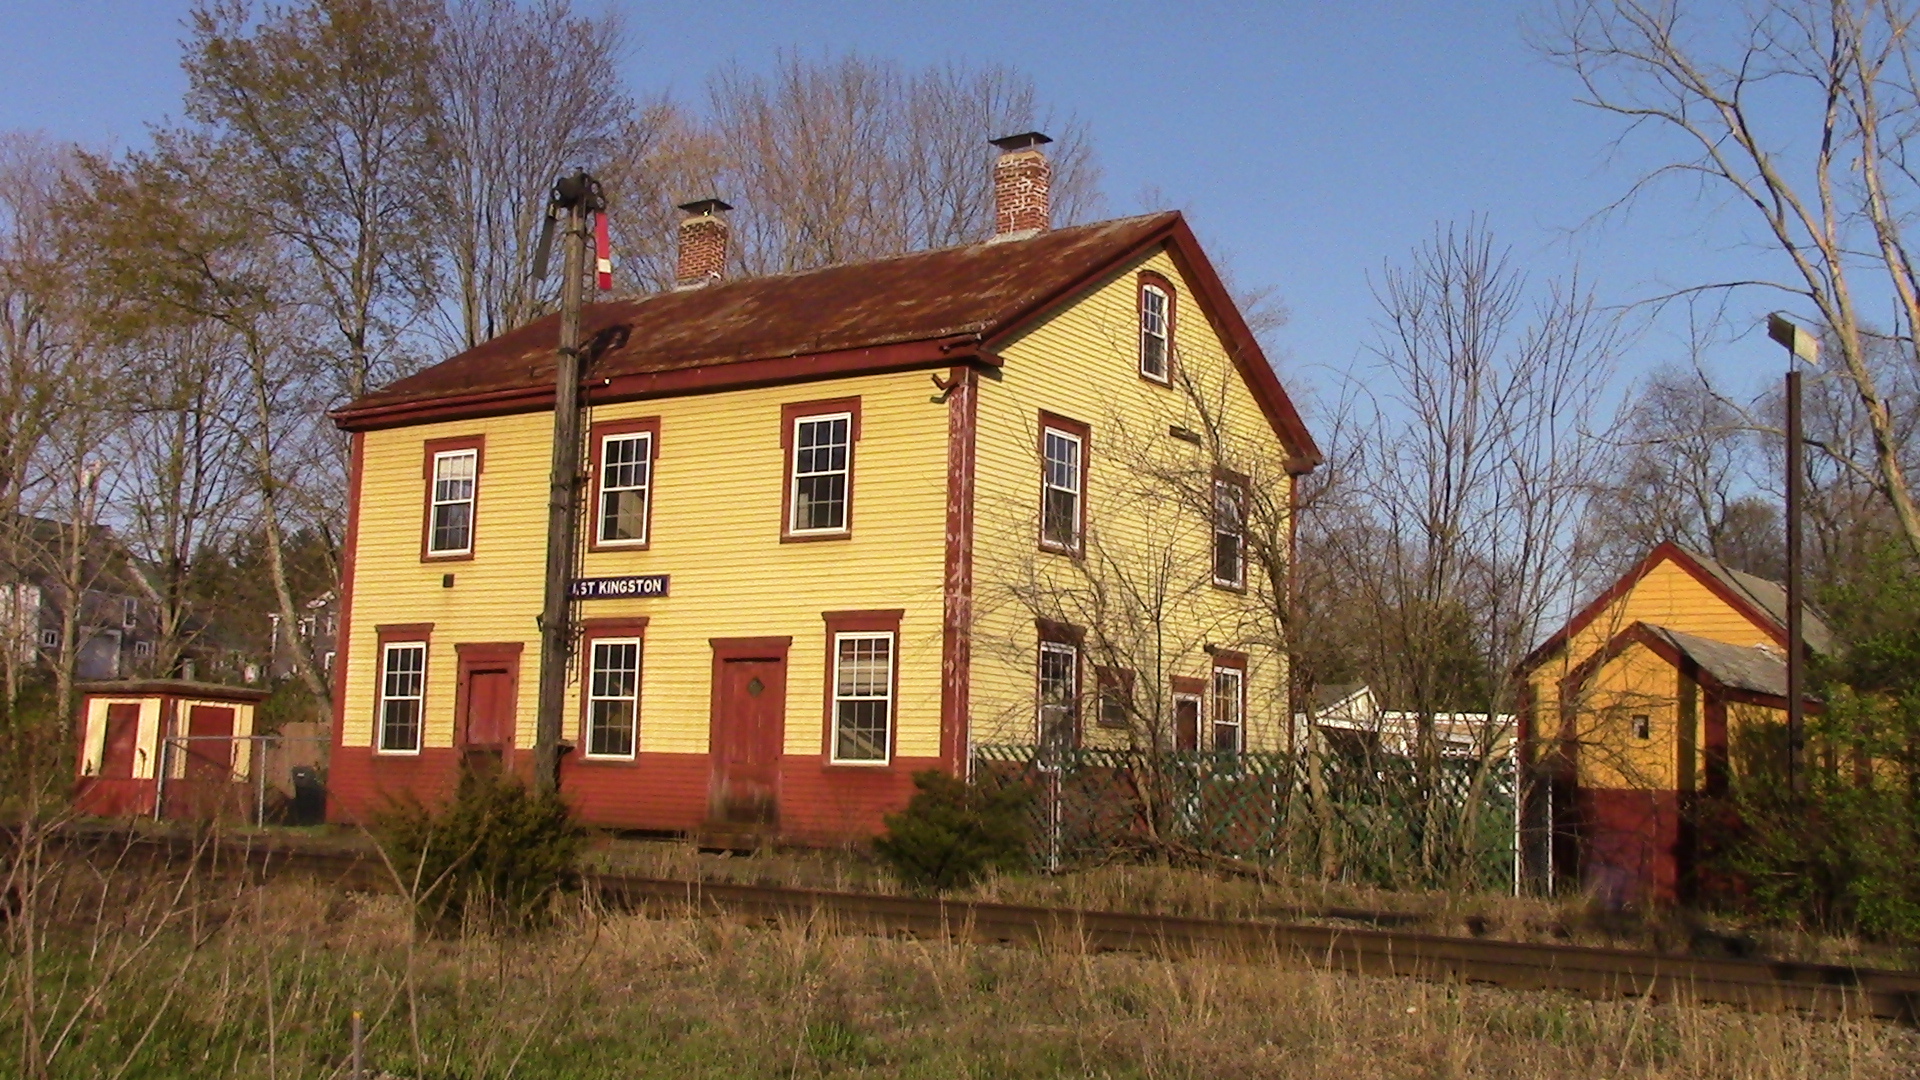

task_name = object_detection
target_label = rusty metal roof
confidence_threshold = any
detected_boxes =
[347,213,1181,415]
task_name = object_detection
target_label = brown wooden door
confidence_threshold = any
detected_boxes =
[462,669,515,750]
[1173,694,1201,752]
[100,703,140,779]
[184,705,234,781]
[711,657,785,825]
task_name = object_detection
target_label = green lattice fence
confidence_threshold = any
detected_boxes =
[971,744,1516,892]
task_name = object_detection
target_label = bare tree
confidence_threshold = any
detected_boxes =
[184,0,441,401]
[1547,0,1920,561]
[428,0,642,348]
[703,52,1103,277]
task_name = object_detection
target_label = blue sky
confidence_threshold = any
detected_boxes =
[0,1,1784,413]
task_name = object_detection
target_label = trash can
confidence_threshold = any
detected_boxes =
[290,766,326,825]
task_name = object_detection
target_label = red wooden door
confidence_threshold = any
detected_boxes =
[462,669,515,749]
[100,703,140,779]
[711,657,785,825]
[184,705,235,781]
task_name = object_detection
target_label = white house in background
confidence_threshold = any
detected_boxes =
[1294,683,1514,760]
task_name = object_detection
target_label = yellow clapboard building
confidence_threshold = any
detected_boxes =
[325,134,1321,842]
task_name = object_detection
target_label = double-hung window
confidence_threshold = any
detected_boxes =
[379,642,427,753]
[831,632,893,763]
[1039,413,1089,553]
[1037,639,1079,753]
[427,448,478,557]
[1212,664,1245,754]
[1139,280,1171,382]
[1213,477,1247,588]
[586,638,641,758]
[598,431,653,545]
[784,399,860,538]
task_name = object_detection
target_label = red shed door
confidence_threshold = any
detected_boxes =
[710,656,786,825]
[184,705,235,781]
[1173,694,1202,752]
[99,703,140,779]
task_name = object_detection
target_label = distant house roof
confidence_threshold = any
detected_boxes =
[1309,682,1369,712]
[1641,625,1791,699]
[330,211,1321,466]
[1521,541,1837,671]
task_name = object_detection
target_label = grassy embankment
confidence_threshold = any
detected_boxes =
[5,857,1914,1080]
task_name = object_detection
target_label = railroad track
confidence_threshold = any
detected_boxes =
[39,827,1920,1022]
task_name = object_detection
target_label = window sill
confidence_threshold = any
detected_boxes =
[1138,370,1173,388]
[575,754,641,767]
[587,539,652,553]
[421,551,475,564]
[1210,579,1248,594]
[821,758,893,770]
[372,748,423,757]
[782,531,852,544]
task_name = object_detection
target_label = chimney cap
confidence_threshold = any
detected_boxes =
[677,197,734,216]
[989,131,1052,153]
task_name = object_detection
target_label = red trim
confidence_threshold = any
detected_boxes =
[707,636,792,824]
[576,618,648,764]
[372,624,433,756]
[821,609,905,767]
[779,396,862,543]
[1521,542,1788,672]
[419,434,485,563]
[1171,675,1207,696]
[334,337,993,432]
[1037,410,1091,557]
[940,364,978,774]
[586,415,661,551]
[1137,270,1177,386]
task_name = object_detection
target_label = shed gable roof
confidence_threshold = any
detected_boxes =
[330,212,1320,465]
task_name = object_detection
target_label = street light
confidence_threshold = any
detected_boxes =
[1766,313,1818,797]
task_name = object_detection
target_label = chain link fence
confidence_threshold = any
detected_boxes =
[154,731,331,826]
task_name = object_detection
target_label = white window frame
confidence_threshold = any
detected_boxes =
[1212,666,1245,754]
[377,642,427,754]
[122,596,138,629]
[1037,640,1079,750]
[133,640,154,659]
[1040,427,1083,553]
[830,631,894,765]
[789,412,854,536]
[596,431,654,546]
[37,628,58,649]
[1212,478,1247,588]
[584,637,642,760]
[427,449,478,556]
[1139,283,1171,382]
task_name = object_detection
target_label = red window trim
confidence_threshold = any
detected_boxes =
[1036,619,1086,747]
[820,609,904,767]
[587,416,661,552]
[780,396,862,543]
[420,434,485,563]
[373,623,434,755]
[1037,410,1092,557]
[1137,270,1178,386]
[1210,649,1248,753]
[1095,665,1135,729]
[1211,469,1251,592]
[577,616,649,764]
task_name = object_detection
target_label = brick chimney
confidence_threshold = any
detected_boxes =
[674,198,732,289]
[990,132,1052,240]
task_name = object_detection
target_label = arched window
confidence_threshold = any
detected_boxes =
[1138,274,1175,383]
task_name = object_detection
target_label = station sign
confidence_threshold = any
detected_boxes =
[569,574,670,600]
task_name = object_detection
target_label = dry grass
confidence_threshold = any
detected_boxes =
[6,865,1916,1079]
[588,837,1920,970]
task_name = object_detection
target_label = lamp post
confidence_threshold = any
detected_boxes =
[1766,313,1818,797]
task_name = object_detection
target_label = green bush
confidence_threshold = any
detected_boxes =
[372,764,586,934]
[873,769,1031,893]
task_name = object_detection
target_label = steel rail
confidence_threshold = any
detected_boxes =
[39,828,1920,1022]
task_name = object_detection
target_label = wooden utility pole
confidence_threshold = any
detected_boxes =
[533,171,602,794]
